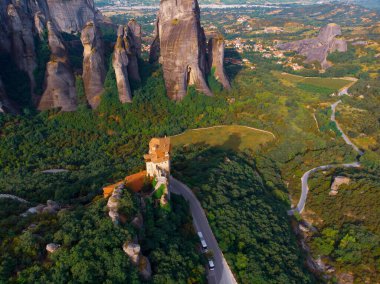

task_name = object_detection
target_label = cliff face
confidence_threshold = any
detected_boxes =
[0,0,102,112]
[45,0,99,33]
[208,37,231,90]
[151,0,212,100]
[112,25,133,104]
[126,20,141,82]
[81,21,106,109]
[278,23,347,70]
[38,21,77,111]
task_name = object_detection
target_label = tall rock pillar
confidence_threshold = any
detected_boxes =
[208,37,231,90]
[150,0,212,100]
[81,21,106,109]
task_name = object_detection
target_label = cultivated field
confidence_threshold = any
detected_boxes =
[171,125,275,152]
[274,72,354,94]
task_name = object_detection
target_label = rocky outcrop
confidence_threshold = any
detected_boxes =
[5,2,37,94]
[45,0,99,34]
[21,199,60,217]
[126,20,142,82]
[329,176,350,196]
[123,241,152,280]
[278,23,347,70]
[46,243,60,253]
[150,0,212,100]
[208,37,231,90]
[112,26,133,104]
[80,21,106,109]
[38,21,77,111]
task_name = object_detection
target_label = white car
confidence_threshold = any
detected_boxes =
[208,260,215,271]
[197,232,208,251]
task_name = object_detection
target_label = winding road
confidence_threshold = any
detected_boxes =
[170,177,237,284]
[289,100,363,215]
[0,194,29,203]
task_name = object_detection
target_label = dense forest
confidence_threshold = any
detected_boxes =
[1,6,380,282]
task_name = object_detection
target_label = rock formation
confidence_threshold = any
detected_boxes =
[150,0,212,100]
[38,22,77,111]
[278,23,347,70]
[208,37,231,90]
[81,21,106,109]
[45,0,99,34]
[126,20,142,82]
[329,176,350,196]
[46,243,61,253]
[123,241,152,280]
[4,2,37,95]
[112,26,133,104]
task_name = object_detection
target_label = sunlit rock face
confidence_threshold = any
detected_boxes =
[81,21,106,109]
[208,37,231,90]
[150,0,212,100]
[278,23,347,70]
[38,21,77,111]
[0,0,101,112]
[112,25,133,104]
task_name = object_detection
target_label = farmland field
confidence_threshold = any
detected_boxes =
[274,72,354,94]
[171,125,275,152]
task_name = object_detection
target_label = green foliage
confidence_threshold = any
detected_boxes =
[153,184,166,199]
[173,148,314,283]
[207,67,223,93]
[142,195,206,283]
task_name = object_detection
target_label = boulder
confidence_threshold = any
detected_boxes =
[46,243,60,253]
[37,21,77,111]
[80,21,106,109]
[123,241,141,265]
[208,37,231,90]
[112,26,133,103]
[150,0,212,100]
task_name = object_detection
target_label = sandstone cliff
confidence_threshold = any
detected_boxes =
[208,37,231,90]
[3,1,37,96]
[38,21,77,111]
[81,21,106,109]
[278,23,347,70]
[150,0,212,100]
[112,25,133,104]
[45,0,100,33]
[126,19,142,82]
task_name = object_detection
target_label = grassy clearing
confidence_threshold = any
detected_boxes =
[171,125,275,152]
[274,72,353,92]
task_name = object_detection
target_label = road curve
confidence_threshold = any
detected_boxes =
[169,177,237,284]
[289,100,363,215]
[0,194,29,203]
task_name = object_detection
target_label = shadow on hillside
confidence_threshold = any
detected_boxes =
[224,48,244,83]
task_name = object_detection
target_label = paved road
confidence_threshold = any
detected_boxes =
[289,100,363,215]
[0,194,29,203]
[170,177,237,284]
[331,100,364,155]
